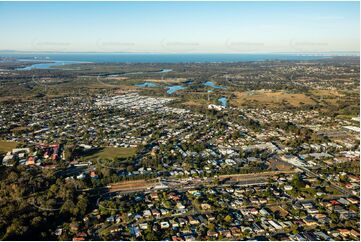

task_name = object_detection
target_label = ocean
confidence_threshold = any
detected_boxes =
[0,52,341,64]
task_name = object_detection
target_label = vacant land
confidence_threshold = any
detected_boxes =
[0,140,19,153]
[141,78,187,84]
[81,147,137,161]
[10,126,30,133]
[269,159,295,171]
[232,90,315,107]
[104,76,129,81]
[309,89,346,106]
[310,89,344,97]
[269,205,289,217]
[182,99,208,108]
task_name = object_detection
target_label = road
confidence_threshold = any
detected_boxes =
[298,166,355,197]
[278,156,357,198]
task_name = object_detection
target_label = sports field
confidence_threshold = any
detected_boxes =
[82,147,137,161]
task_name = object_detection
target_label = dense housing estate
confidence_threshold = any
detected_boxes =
[0,57,359,241]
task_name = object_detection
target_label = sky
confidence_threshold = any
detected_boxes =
[0,1,359,53]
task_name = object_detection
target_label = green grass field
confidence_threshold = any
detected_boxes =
[0,140,19,153]
[81,147,137,161]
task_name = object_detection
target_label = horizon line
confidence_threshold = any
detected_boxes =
[0,50,359,56]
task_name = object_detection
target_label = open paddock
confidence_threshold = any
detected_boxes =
[232,90,316,107]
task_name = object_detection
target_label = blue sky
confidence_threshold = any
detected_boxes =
[0,1,359,53]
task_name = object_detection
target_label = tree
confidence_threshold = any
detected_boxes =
[224,215,232,223]
[31,216,42,227]
[291,174,305,189]
[48,184,58,196]
[76,195,88,216]
[60,199,76,215]
[207,222,215,231]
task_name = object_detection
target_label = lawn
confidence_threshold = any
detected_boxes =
[0,140,19,153]
[81,147,137,161]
